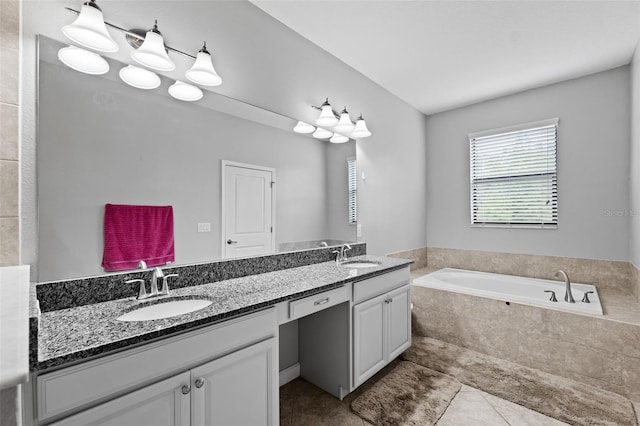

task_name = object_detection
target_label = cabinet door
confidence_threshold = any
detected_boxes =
[387,285,412,360]
[50,372,190,426]
[353,293,386,388]
[191,337,278,426]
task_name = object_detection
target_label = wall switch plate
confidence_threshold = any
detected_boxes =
[356,223,362,237]
[197,223,211,233]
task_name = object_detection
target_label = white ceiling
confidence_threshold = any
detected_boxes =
[250,0,640,115]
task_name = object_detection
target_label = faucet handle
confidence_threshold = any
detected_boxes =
[160,273,179,295]
[332,250,341,262]
[544,290,558,302]
[126,279,147,299]
[581,291,594,303]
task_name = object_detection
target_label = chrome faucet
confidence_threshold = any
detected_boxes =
[333,244,352,263]
[555,270,575,303]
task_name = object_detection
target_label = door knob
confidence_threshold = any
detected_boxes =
[195,377,205,388]
[181,385,191,395]
[227,239,238,245]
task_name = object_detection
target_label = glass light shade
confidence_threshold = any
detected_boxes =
[57,45,109,75]
[312,127,333,139]
[351,116,372,138]
[62,4,119,53]
[119,65,161,90]
[131,30,175,71]
[293,121,315,134]
[316,104,338,127]
[185,51,222,86]
[329,133,349,144]
[168,81,203,102]
[334,110,355,133]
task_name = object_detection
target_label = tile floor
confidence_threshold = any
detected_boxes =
[280,370,568,426]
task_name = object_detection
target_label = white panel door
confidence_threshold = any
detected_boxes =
[191,338,278,426]
[387,285,412,360]
[353,294,386,388]
[51,372,191,426]
[222,162,275,259]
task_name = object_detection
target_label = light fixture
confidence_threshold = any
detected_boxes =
[168,81,203,102]
[297,98,371,140]
[61,5,226,103]
[351,114,372,138]
[131,20,176,71]
[334,107,355,134]
[312,127,333,139]
[330,133,349,144]
[57,45,109,75]
[62,0,119,53]
[293,121,315,134]
[119,65,161,90]
[185,42,222,86]
[316,98,339,127]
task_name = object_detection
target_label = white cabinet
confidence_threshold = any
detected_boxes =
[191,338,277,426]
[36,309,277,426]
[50,372,191,426]
[51,338,277,426]
[352,269,411,388]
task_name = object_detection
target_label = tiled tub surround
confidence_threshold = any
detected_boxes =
[31,252,411,371]
[411,268,640,402]
[427,247,632,295]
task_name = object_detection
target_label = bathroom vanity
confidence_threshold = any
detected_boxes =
[27,256,412,425]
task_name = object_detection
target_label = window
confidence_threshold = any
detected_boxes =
[348,157,357,224]
[469,118,558,228]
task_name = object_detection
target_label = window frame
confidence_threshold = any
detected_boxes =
[468,118,559,229]
[347,157,357,225]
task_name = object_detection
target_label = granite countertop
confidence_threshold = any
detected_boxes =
[36,255,412,370]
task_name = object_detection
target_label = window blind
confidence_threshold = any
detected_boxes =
[348,158,357,224]
[469,119,558,227]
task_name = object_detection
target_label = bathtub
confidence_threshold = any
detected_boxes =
[413,268,603,316]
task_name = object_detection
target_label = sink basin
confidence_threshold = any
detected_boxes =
[117,298,213,322]
[340,260,381,269]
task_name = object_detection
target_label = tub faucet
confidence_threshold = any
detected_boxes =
[555,270,575,303]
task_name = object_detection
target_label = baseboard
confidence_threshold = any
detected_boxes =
[279,363,300,387]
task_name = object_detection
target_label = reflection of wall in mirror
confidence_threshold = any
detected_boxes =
[37,59,355,281]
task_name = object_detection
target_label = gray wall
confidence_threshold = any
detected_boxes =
[22,1,429,278]
[631,44,640,268]
[38,59,356,280]
[426,67,630,261]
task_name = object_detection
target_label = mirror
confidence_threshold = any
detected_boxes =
[37,36,357,281]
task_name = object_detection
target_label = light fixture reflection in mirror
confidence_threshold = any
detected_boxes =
[168,80,204,102]
[312,127,333,139]
[293,121,315,134]
[330,133,349,144]
[57,45,110,75]
[119,64,161,90]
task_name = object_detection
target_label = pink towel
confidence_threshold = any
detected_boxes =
[101,204,175,271]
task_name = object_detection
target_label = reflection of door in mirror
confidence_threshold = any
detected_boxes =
[222,161,275,259]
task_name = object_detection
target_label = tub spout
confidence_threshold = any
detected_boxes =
[555,270,575,303]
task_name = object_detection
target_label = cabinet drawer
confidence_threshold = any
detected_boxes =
[353,267,410,304]
[289,286,349,320]
[37,308,276,422]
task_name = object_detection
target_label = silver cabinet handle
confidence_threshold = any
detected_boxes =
[314,298,330,306]
[181,385,191,395]
[227,239,238,245]
[195,378,205,388]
